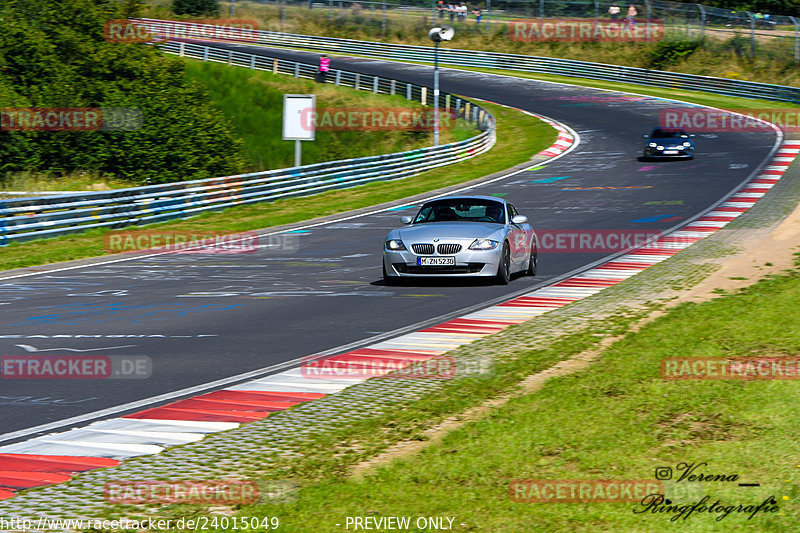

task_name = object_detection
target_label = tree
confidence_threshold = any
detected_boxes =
[172,0,220,17]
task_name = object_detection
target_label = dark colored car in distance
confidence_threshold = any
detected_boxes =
[642,127,695,160]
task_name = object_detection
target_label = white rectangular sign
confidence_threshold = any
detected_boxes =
[282,94,315,141]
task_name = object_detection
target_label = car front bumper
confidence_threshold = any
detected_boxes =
[383,248,502,277]
[645,147,693,158]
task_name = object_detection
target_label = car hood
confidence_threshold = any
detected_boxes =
[396,222,504,242]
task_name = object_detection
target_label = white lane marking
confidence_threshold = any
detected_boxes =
[13,344,137,353]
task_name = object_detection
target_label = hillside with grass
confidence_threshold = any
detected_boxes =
[181,60,477,172]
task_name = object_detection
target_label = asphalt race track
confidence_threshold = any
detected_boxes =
[0,45,779,443]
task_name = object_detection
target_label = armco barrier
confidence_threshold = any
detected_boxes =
[0,42,495,245]
[136,18,800,103]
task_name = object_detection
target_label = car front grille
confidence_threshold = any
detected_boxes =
[437,244,462,254]
[411,244,435,255]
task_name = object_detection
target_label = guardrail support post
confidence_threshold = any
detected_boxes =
[456,98,461,114]
[329,0,333,21]
[465,102,471,121]
[445,94,450,111]
[203,47,209,61]
[273,58,279,74]
[179,42,185,57]
[373,76,379,93]
[792,16,799,63]
[421,87,427,105]
[742,12,756,57]
[355,73,360,89]
[407,83,412,100]
[485,0,491,32]
[382,2,386,36]
[390,79,396,94]
[228,50,233,65]
[335,70,342,85]
[294,63,300,77]
[250,55,256,69]
[696,4,706,40]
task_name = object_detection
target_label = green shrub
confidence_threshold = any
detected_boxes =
[172,0,220,17]
[645,38,704,69]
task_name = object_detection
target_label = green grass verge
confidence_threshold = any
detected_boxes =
[182,59,476,172]
[0,100,555,271]
[228,260,800,532]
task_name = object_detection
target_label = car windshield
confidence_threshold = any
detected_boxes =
[413,199,505,224]
[651,129,689,139]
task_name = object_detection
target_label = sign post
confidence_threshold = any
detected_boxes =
[282,94,316,167]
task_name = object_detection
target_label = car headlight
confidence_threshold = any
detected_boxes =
[648,142,657,147]
[683,142,692,147]
[469,239,499,250]
[385,239,406,251]
[656,145,664,150]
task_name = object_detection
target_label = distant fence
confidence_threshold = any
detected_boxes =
[230,0,800,62]
[0,42,495,245]
[136,18,800,103]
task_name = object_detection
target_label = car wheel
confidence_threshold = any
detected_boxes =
[526,248,538,276]
[495,242,511,285]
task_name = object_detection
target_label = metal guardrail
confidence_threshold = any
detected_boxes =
[136,18,800,103]
[0,42,495,245]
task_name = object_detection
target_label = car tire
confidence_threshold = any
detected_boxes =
[526,247,538,277]
[495,242,511,285]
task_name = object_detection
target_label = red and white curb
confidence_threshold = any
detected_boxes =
[2,139,794,502]
[534,117,574,159]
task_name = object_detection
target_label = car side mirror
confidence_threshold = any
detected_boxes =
[400,216,413,224]
[511,215,528,225]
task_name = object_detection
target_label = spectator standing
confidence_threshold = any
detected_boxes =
[437,0,445,20]
[626,4,637,29]
[317,54,330,83]
[472,6,482,24]
[458,3,468,21]
[608,3,620,19]
[448,3,455,23]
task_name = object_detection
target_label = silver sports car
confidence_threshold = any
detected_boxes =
[382,196,537,285]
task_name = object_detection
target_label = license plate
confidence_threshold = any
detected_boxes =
[663,150,679,154]
[418,257,455,266]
